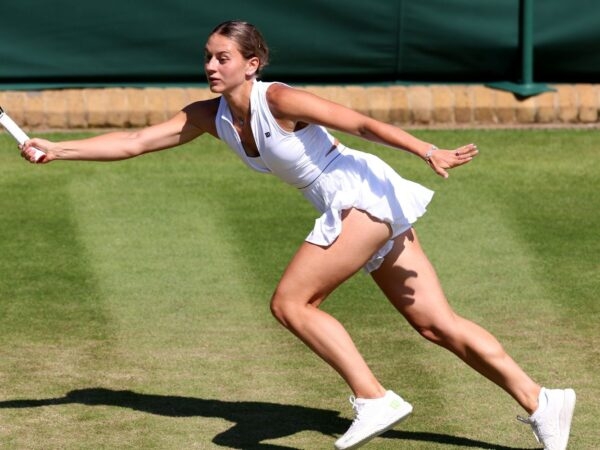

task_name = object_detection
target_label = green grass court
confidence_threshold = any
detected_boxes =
[0,129,598,449]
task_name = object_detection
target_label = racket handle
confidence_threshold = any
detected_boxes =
[0,106,46,162]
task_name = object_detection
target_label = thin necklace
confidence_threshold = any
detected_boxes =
[230,103,248,127]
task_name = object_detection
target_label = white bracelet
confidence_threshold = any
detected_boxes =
[424,145,438,162]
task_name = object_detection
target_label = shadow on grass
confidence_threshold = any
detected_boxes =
[0,388,537,450]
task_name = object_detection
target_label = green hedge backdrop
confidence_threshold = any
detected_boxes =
[1,0,598,88]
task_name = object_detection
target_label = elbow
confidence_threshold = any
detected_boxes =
[122,131,147,158]
[356,117,378,139]
[356,123,375,141]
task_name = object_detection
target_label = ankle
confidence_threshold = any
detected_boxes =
[354,386,387,400]
[524,385,543,415]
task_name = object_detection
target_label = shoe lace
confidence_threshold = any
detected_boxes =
[517,415,541,444]
[516,415,532,425]
[345,396,364,432]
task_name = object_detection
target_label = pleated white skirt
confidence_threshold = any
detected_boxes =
[300,146,434,272]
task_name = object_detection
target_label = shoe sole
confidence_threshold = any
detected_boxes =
[334,403,413,450]
[560,389,576,449]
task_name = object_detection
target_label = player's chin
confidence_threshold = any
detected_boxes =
[208,81,225,93]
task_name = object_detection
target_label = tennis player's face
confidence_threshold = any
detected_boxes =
[204,34,252,93]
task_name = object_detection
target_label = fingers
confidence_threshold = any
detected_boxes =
[19,143,34,162]
[20,139,49,163]
[427,143,478,178]
[454,143,478,160]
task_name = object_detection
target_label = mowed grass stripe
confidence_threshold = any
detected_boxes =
[0,162,112,361]
[62,146,292,382]
[0,157,118,448]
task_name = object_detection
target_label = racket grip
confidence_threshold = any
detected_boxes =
[0,106,46,162]
[30,147,47,162]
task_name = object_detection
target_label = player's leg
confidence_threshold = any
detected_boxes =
[270,208,414,450]
[270,207,390,399]
[371,227,541,411]
[371,228,575,449]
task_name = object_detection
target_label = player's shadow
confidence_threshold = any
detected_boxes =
[0,388,536,449]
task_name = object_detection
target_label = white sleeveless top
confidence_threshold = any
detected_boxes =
[215,80,342,189]
[215,79,434,272]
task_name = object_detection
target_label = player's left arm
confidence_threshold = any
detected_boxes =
[267,84,478,178]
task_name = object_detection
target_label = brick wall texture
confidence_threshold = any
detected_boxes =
[1,84,599,130]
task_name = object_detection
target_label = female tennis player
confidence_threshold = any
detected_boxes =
[21,20,574,450]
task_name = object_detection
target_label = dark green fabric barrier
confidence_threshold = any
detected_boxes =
[0,0,598,88]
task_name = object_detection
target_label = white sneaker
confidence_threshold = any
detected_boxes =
[518,387,576,450]
[334,390,413,450]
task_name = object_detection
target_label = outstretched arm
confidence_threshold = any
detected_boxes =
[267,84,478,178]
[21,98,219,163]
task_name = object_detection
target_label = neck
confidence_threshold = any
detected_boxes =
[225,80,254,126]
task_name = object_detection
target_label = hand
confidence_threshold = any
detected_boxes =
[426,143,478,178]
[20,138,55,164]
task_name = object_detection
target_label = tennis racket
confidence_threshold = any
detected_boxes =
[0,106,46,162]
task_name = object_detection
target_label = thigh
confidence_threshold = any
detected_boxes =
[275,208,392,305]
[371,228,458,329]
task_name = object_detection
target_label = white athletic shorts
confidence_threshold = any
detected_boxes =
[300,145,434,272]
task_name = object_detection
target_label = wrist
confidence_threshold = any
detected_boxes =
[423,144,438,163]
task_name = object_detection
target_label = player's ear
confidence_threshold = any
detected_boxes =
[245,57,260,78]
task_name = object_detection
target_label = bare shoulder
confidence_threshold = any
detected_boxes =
[266,83,323,120]
[265,82,357,130]
[265,82,292,106]
[182,97,221,136]
[266,82,313,104]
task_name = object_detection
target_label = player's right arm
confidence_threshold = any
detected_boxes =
[21,97,220,163]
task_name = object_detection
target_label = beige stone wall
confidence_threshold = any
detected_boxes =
[1,84,599,130]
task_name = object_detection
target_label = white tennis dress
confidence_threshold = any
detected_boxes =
[215,80,434,272]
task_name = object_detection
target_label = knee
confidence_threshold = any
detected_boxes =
[269,286,299,328]
[413,323,450,345]
[269,290,287,326]
[269,285,325,329]
[410,314,462,347]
